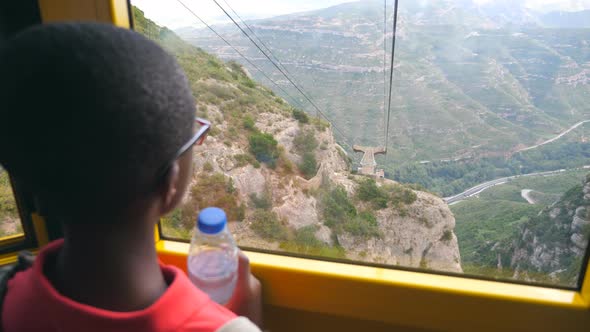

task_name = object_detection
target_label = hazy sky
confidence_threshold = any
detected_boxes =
[131,0,357,29]
[475,0,590,10]
[131,0,590,29]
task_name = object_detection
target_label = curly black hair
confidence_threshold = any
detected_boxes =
[0,22,195,220]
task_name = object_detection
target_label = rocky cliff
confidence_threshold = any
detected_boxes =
[134,7,462,273]
[184,95,462,272]
[509,176,590,286]
[191,107,462,272]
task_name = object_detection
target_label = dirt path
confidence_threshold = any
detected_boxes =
[521,189,536,204]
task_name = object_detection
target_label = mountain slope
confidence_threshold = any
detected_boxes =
[452,171,590,287]
[510,176,590,286]
[133,7,462,273]
[176,0,590,173]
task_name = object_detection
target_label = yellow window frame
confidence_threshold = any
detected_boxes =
[36,0,590,330]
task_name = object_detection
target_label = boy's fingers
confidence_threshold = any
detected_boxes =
[227,250,263,326]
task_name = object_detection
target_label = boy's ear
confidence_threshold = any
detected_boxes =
[159,161,181,215]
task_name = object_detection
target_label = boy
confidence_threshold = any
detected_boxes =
[0,23,261,331]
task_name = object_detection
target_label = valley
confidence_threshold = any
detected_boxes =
[176,0,590,178]
[135,0,590,287]
[132,7,463,273]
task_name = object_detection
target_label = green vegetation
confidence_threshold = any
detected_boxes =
[244,189,349,258]
[135,3,590,281]
[355,178,417,210]
[293,129,318,153]
[342,211,380,237]
[321,186,356,227]
[233,153,260,168]
[453,199,542,272]
[0,169,22,237]
[292,108,309,124]
[161,208,192,240]
[249,192,272,210]
[392,142,590,197]
[473,169,587,205]
[527,185,583,246]
[510,171,589,194]
[320,185,381,238]
[133,7,295,162]
[279,225,346,259]
[164,173,245,237]
[356,178,388,209]
[510,182,589,286]
[452,171,590,285]
[477,184,524,202]
[311,117,329,132]
[293,129,318,179]
[291,226,322,247]
[249,132,279,167]
[250,209,289,241]
[441,230,453,242]
[202,161,213,172]
[389,184,418,206]
[249,209,347,259]
[275,146,295,175]
[133,6,386,260]
[243,115,256,131]
[299,153,317,179]
[185,1,590,180]
[0,170,17,220]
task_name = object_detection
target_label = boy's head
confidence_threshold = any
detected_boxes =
[0,23,196,222]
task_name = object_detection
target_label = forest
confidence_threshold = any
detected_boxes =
[389,141,590,196]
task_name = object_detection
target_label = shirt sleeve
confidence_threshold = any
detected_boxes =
[215,317,261,332]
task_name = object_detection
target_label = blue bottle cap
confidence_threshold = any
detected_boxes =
[197,207,227,234]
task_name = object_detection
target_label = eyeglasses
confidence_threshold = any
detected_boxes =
[155,117,211,183]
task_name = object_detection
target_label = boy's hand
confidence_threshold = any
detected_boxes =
[226,251,262,327]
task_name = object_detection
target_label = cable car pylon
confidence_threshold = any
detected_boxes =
[352,0,397,179]
[353,145,386,178]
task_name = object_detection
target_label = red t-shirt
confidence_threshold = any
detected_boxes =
[2,240,237,332]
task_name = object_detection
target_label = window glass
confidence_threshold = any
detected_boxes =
[0,167,24,238]
[132,0,590,288]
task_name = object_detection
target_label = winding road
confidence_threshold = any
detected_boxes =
[444,168,572,205]
[516,120,590,153]
[443,120,590,205]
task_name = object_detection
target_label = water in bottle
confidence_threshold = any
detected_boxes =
[187,207,238,304]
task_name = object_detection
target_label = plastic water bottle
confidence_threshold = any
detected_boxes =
[187,207,238,304]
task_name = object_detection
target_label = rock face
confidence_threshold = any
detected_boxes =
[336,189,461,272]
[196,108,462,273]
[135,6,463,273]
[509,176,590,286]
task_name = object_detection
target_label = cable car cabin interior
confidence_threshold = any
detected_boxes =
[1,0,590,331]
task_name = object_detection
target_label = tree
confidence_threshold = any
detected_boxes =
[299,152,317,179]
[243,115,255,131]
[250,210,289,241]
[292,108,309,123]
[249,132,279,167]
[293,129,318,154]
[322,186,357,228]
[357,178,388,209]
